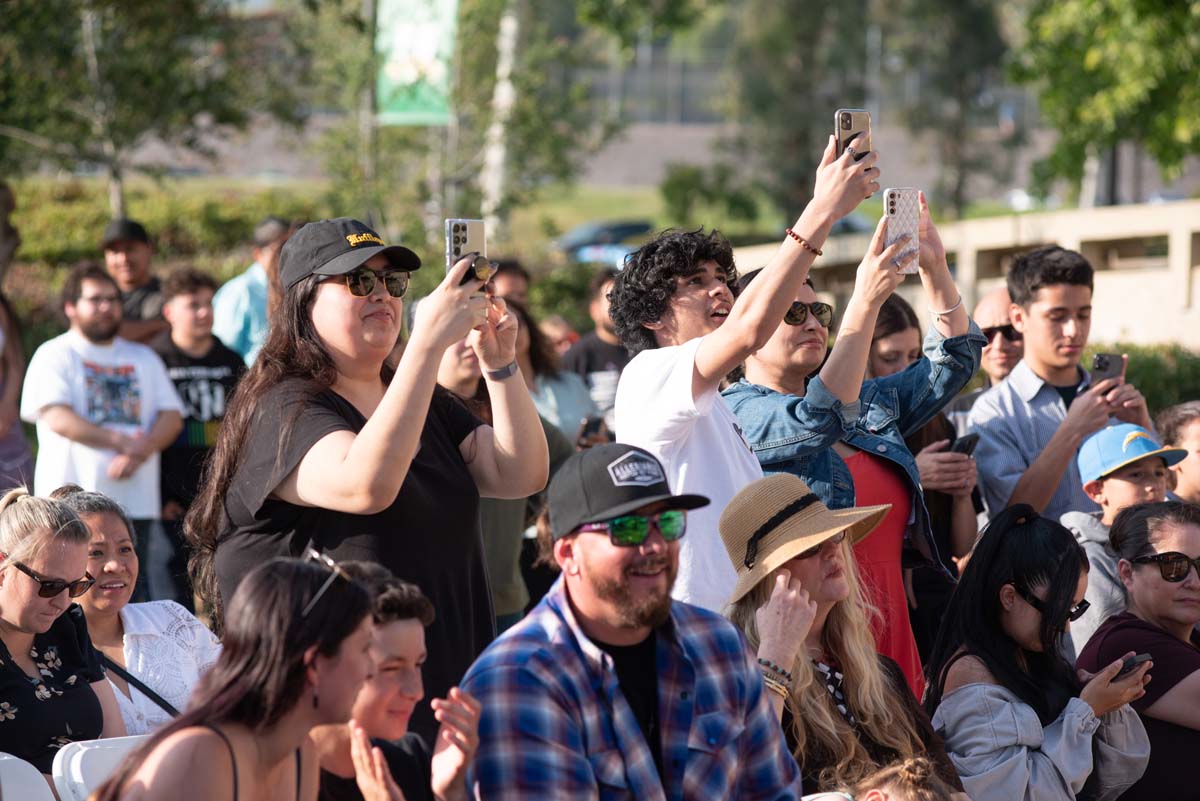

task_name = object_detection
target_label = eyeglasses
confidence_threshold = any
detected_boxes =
[335,268,410,298]
[301,548,351,617]
[784,301,834,327]
[577,510,687,547]
[1015,585,1091,622]
[10,561,95,599]
[981,324,1021,342]
[78,295,121,308]
[1133,551,1200,583]
[792,530,846,561]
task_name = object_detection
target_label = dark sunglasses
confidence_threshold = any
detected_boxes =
[336,267,410,298]
[793,530,846,561]
[301,548,351,618]
[981,324,1021,342]
[1133,551,1200,583]
[11,561,95,599]
[577,510,687,547]
[1015,585,1090,622]
[784,301,834,327]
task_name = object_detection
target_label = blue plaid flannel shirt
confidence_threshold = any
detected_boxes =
[462,576,803,800]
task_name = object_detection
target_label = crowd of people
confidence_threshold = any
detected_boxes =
[0,130,1197,801]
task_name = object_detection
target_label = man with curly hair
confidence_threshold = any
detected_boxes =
[609,136,881,611]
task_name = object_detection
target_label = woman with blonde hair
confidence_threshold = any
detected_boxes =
[721,474,962,795]
[0,488,125,779]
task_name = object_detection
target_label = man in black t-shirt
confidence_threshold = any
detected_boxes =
[561,269,629,431]
[151,268,245,606]
[103,218,169,343]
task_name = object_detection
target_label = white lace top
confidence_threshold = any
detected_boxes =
[109,600,222,735]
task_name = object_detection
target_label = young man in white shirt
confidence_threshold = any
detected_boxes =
[609,136,881,611]
[21,262,183,601]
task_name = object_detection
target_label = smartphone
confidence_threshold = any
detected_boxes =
[1091,352,1124,384]
[950,433,980,457]
[1114,653,1152,681]
[444,218,493,286]
[575,415,609,446]
[884,188,920,275]
[835,108,871,161]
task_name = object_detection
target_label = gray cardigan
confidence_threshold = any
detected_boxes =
[932,683,1149,801]
[1061,510,1126,658]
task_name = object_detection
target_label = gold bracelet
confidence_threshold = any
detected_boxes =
[761,673,791,700]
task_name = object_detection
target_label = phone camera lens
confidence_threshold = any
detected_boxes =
[453,223,461,232]
[841,113,851,129]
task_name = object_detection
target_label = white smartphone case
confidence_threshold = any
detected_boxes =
[884,188,920,274]
[445,218,486,270]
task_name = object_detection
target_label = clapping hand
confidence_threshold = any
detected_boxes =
[350,719,406,801]
[430,688,482,801]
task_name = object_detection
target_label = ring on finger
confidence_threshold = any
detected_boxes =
[846,146,857,157]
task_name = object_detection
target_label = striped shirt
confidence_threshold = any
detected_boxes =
[461,577,804,801]
[968,359,1100,520]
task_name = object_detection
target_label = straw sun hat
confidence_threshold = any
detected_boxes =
[719,473,891,606]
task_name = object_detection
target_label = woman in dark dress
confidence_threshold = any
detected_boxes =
[0,489,125,778]
[188,218,548,740]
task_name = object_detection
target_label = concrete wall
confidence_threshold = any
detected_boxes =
[732,199,1200,348]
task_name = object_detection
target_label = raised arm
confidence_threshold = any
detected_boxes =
[691,137,880,396]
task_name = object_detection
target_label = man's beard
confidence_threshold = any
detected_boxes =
[79,318,120,343]
[585,554,677,630]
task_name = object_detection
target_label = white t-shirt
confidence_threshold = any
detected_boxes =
[614,336,763,611]
[20,331,183,518]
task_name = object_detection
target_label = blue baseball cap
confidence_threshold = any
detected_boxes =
[1077,424,1187,485]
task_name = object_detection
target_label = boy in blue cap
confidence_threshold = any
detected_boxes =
[1062,423,1187,655]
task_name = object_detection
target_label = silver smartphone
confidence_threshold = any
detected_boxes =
[884,187,920,275]
[444,218,493,285]
[835,108,871,161]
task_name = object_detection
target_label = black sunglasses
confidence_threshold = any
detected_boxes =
[1015,585,1090,622]
[11,561,95,599]
[793,530,846,561]
[784,301,834,327]
[1133,551,1200,583]
[335,267,410,298]
[577,510,687,547]
[981,324,1021,342]
[301,548,351,618]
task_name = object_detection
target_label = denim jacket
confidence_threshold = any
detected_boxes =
[722,321,986,573]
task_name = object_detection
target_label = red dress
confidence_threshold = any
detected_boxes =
[844,450,925,700]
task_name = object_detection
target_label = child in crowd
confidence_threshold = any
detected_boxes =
[806,757,960,801]
[1061,423,1186,655]
[1156,400,1200,504]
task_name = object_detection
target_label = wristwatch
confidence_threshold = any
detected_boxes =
[485,361,519,381]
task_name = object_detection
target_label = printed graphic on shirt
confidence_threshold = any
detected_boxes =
[83,362,141,425]
[167,364,237,447]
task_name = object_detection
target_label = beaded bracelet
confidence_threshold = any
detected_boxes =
[785,228,823,256]
[757,657,795,685]
[761,673,791,700]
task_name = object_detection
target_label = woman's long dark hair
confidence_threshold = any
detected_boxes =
[93,558,372,801]
[186,273,395,627]
[507,299,560,380]
[924,504,1088,724]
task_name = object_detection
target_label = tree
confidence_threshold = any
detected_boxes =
[1013,0,1200,197]
[0,0,302,216]
[887,0,1012,218]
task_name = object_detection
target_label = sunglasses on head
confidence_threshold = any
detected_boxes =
[10,560,95,599]
[335,267,410,298]
[1015,585,1090,622]
[301,548,351,618]
[784,301,834,327]
[577,510,687,547]
[793,530,846,561]
[1133,551,1200,583]
[981,324,1021,342]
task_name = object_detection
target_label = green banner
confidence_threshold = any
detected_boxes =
[375,0,459,126]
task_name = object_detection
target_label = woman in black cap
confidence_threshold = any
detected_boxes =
[188,218,548,741]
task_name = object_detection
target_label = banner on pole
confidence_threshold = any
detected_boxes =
[376,0,459,126]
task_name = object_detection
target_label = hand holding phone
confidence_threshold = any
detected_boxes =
[445,219,495,287]
[884,188,920,275]
[950,433,980,457]
[835,108,871,161]
[1114,653,1152,681]
[1091,352,1124,385]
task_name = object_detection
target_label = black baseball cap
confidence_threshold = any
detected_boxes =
[278,218,422,290]
[548,443,709,540]
[102,218,150,249]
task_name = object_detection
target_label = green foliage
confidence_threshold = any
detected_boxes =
[660,162,759,227]
[0,0,302,205]
[1012,0,1200,195]
[1084,343,1200,417]
[527,264,606,334]
[577,0,706,47]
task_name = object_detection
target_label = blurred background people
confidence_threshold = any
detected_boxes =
[213,215,291,365]
[1157,401,1200,504]
[561,268,630,431]
[102,218,168,344]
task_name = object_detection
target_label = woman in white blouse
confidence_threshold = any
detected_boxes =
[53,486,220,735]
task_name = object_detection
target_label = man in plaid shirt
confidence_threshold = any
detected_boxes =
[462,443,804,800]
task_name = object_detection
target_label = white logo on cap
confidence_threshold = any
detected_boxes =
[607,452,665,487]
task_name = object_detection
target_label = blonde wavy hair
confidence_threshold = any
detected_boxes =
[847,757,956,801]
[0,487,90,568]
[726,539,925,790]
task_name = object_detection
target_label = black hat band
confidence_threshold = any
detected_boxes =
[743,493,821,568]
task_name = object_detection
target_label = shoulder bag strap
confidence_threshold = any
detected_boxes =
[101,653,180,717]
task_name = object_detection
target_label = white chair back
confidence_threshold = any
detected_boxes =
[0,751,57,801]
[51,735,147,801]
